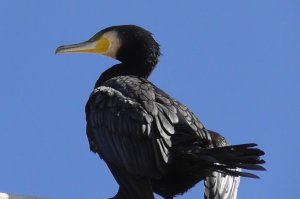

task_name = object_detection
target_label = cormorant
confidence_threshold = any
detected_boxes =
[56,25,265,199]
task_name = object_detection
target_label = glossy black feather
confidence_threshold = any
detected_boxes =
[86,76,266,199]
[82,25,265,199]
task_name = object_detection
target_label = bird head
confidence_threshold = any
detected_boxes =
[56,25,160,66]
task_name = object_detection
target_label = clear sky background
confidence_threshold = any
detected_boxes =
[0,1,299,199]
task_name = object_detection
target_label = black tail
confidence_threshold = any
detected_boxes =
[182,143,266,178]
[200,130,266,199]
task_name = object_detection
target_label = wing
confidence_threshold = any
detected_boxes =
[85,76,211,178]
[86,84,164,178]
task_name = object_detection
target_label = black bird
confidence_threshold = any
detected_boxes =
[56,25,265,199]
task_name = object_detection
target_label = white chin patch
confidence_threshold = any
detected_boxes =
[102,31,122,59]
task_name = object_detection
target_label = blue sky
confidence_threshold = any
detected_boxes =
[1,1,299,198]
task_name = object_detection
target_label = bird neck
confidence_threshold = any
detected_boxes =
[94,62,156,88]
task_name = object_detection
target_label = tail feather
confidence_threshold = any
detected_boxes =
[182,142,266,177]
[229,163,266,171]
[200,130,266,199]
[211,164,261,179]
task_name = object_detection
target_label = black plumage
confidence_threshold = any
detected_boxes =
[56,25,265,199]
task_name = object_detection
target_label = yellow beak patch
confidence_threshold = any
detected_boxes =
[56,30,121,59]
[55,37,110,54]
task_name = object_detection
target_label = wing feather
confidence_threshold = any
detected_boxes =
[86,76,210,179]
[86,83,174,177]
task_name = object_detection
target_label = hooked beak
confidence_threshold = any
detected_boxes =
[55,36,110,55]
